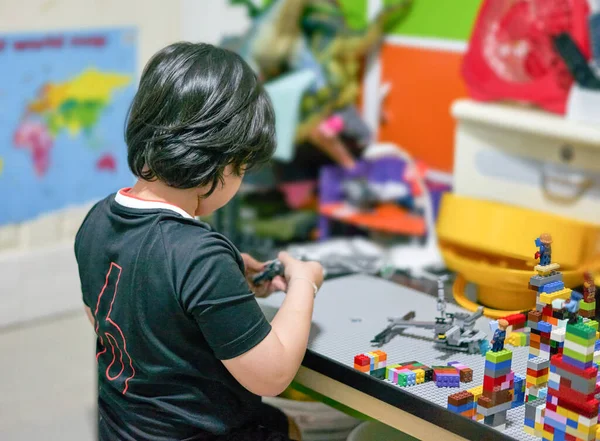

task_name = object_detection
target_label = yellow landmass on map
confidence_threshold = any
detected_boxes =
[28,68,132,114]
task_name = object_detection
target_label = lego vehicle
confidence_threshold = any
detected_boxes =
[371,279,489,354]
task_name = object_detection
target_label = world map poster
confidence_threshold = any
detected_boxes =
[0,28,137,226]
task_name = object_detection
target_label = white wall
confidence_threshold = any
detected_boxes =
[0,0,248,327]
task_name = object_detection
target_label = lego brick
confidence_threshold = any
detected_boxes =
[564,339,596,356]
[563,355,594,370]
[477,399,513,416]
[580,302,597,312]
[541,281,566,293]
[539,321,553,334]
[565,332,595,347]
[527,367,549,377]
[567,322,597,340]
[552,355,598,379]
[540,288,572,304]
[369,367,387,380]
[529,310,543,323]
[535,263,561,273]
[485,349,512,364]
[448,390,474,407]
[530,273,564,287]
[354,354,370,367]
[528,357,551,371]
[586,320,599,330]
[563,346,595,363]
[551,328,566,343]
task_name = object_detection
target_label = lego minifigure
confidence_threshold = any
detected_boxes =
[562,291,583,324]
[584,271,596,303]
[490,319,508,352]
[534,233,553,266]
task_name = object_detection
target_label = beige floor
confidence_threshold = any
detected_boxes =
[0,312,96,441]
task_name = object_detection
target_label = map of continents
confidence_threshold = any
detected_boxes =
[0,28,137,226]
[14,68,131,176]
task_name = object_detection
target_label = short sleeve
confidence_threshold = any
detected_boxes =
[177,236,272,360]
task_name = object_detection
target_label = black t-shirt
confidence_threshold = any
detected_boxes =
[74,189,273,440]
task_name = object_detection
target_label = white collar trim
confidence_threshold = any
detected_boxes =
[114,188,194,219]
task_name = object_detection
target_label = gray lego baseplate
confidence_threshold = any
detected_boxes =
[258,274,543,441]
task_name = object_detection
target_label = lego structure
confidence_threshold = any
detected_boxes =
[371,278,488,354]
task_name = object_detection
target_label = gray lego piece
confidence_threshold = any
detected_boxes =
[257,275,543,441]
[553,366,597,394]
[485,366,512,378]
[477,400,513,417]
[535,302,544,312]
[527,357,549,370]
[529,273,562,287]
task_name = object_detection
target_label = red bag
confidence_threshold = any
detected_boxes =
[462,0,591,114]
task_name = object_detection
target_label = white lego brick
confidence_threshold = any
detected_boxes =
[564,339,595,355]
[551,327,566,342]
[578,414,598,427]
[549,372,561,384]
[558,319,569,328]
[552,299,565,310]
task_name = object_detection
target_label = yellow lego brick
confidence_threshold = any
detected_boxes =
[367,352,379,364]
[542,430,554,440]
[540,288,572,304]
[523,426,535,436]
[535,263,560,274]
[413,368,425,384]
[467,385,483,398]
[577,422,597,432]
[557,406,570,418]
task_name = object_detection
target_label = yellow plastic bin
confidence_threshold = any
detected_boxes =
[437,193,600,316]
[347,421,418,441]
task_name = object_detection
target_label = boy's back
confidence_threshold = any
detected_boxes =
[75,189,272,440]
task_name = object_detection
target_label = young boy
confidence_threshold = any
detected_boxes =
[74,42,324,441]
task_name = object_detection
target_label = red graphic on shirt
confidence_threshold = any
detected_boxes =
[93,262,135,394]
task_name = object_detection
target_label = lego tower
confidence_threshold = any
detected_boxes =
[477,349,514,430]
[543,322,599,441]
[526,233,575,400]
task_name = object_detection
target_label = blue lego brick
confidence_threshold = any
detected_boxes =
[548,379,560,390]
[540,281,565,293]
[524,417,535,428]
[448,403,472,413]
[566,418,578,428]
[485,358,512,371]
[545,415,567,432]
[596,340,600,351]
[539,388,547,399]
[551,430,566,441]
[538,321,553,334]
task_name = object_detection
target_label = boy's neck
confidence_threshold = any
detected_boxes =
[129,180,199,217]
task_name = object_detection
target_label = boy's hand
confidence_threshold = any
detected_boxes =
[278,251,324,290]
[242,253,287,298]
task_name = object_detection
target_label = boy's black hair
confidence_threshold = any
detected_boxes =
[126,42,276,196]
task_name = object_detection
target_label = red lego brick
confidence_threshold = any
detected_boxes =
[552,355,598,379]
[503,313,527,327]
[542,306,553,317]
[564,434,577,441]
[527,367,549,377]
[550,390,600,419]
[483,374,509,389]
[544,424,555,434]
[560,377,572,388]
[546,401,557,412]
[354,354,370,366]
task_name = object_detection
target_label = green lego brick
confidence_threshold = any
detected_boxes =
[397,373,408,387]
[370,367,387,380]
[485,349,513,364]
[563,347,594,363]
[567,322,596,340]
[565,332,594,346]
[585,318,598,328]
[580,302,596,312]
